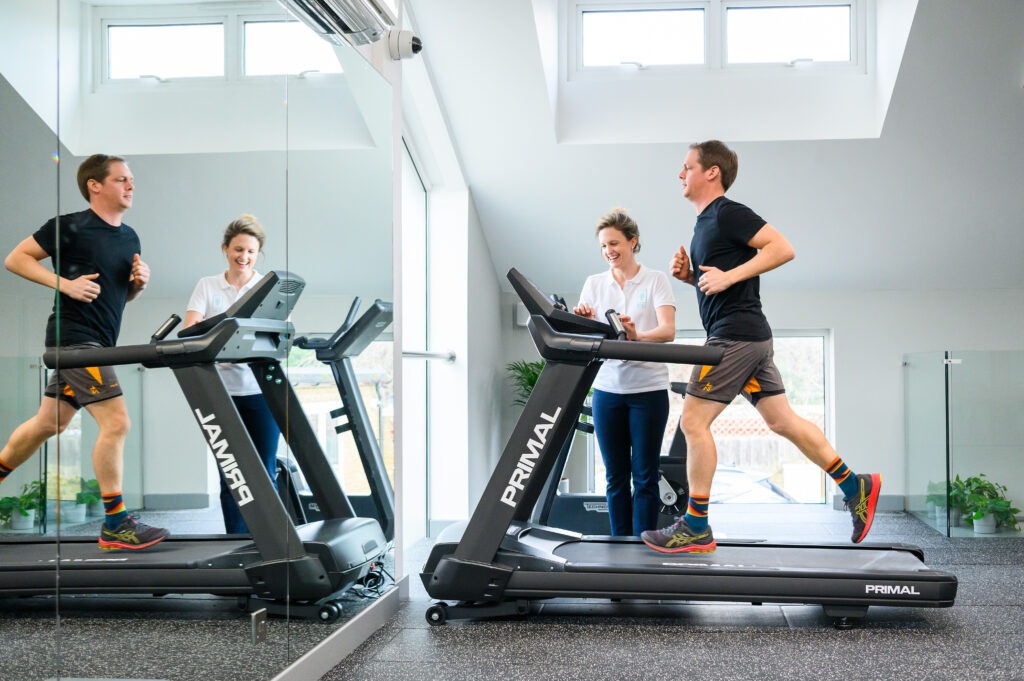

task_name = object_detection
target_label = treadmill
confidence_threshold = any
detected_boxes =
[0,271,386,623]
[277,297,395,542]
[421,268,958,627]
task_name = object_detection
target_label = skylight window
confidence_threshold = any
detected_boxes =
[575,1,860,74]
[244,21,343,76]
[726,5,851,64]
[107,23,224,79]
[581,9,705,67]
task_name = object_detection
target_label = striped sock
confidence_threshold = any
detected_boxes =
[103,492,129,529]
[826,456,860,499]
[0,459,13,485]
[684,494,710,533]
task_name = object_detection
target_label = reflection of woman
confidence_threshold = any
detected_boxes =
[573,209,676,536]
[183,214,279,534]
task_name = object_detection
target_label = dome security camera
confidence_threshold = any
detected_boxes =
[387,30,422,60]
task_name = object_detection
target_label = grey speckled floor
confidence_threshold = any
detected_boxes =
[0,503,394,681]
[323,504,1024,681]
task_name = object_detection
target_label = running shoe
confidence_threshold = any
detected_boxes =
[845,473,882,543]
[98,515,169,551]
[641,517,716,554]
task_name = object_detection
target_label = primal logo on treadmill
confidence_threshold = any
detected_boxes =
[500,408,562,508]
[865,584,921,595]
[195,409,254,507]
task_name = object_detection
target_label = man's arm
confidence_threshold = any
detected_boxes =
[126,253,149,302]
[4,236,100,302]
[696,224,795,295]
[670,246,697,286]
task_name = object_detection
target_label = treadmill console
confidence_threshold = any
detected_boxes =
[507,268,614,338]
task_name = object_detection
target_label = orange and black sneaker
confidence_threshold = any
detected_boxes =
[98,515,169,551]
[641,517,716,554]
[845,473,882,543]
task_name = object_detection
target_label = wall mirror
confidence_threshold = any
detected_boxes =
[0,0,394,677]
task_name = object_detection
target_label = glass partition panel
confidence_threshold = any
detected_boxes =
[903,351,950,534]
[2,1,396,675]
[947,351,1024,537]
[0,1,62,675]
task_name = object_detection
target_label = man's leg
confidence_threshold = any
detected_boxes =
[641,395,726,553]
[85,396,168,550]
[0,397,78,481]
[755,393,881,542]
[680,396,729,504]
[83,396,130,498]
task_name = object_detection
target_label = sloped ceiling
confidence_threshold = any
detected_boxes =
[407,0,1024,295]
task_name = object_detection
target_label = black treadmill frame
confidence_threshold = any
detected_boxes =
[0,272,386,616]
[421,268,958,625]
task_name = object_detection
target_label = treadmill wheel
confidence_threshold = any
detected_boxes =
[425,602,448,626]
[318,602,342,624]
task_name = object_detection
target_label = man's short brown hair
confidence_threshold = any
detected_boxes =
[690,140,738,191]
[77,154,126,201]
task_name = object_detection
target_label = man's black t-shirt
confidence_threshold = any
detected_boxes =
[32,209,141,348]
[690,196,772,341]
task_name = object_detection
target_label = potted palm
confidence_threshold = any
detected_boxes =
[506,359,545,406]
[962,474,1020,534]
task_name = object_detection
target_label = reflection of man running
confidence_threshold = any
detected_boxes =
[0,154,168,551]
[641,140,881,555]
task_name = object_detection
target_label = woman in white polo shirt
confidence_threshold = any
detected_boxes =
[573,209,676,536]
[183,214,280,534]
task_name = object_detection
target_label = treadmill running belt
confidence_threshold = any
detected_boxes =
[555,540,934,575]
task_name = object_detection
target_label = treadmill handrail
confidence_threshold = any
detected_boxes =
[528,315,724,366]
[43,318,293,370]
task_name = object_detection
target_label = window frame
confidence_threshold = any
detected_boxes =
[570,0,865,79]
[587,328,836,502]
[92,2,345,92]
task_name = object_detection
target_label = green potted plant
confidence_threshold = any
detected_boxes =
[948,475,968,527]
[924,480,946,522]
[506,359,546,406]
[961,474,1020,534]
[0,496,16,527]
[77,478,103,517]
[9,480,43,530]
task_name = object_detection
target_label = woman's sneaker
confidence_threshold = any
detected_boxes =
[641,517,716,554]
[845,473,882,543]
[98,515,170,551]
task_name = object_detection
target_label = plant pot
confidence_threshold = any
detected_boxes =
[949,508,962,528]
[58,502,88,524]
[933,506,947,523]
[10,509,35,531]
[87,500,104,517]
[973,513,997,534]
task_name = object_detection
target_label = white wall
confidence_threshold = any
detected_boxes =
[465,196,504,508]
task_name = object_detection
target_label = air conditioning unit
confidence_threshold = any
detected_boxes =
[277,0,397,46]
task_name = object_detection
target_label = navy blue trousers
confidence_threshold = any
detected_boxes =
[220,393,280,534]
[591,388,669,536]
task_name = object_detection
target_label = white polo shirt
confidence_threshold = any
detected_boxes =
[186,271,265,396]
[577,264,676,394]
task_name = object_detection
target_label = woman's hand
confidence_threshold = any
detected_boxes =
[573,302,596,319]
